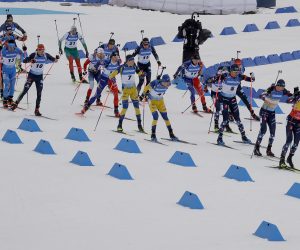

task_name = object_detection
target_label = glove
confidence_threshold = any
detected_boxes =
[157,75,161,80]
[59,48,63,55]
[173,74,177,80]
[85,51,89,58]
[22,45,27,51]
[21,35,27,42]
[294,87,300,96]
[0,44,2,51]
[30,59,36,63]
[83,71,87,76]
[55,55,60,60]
[157,60,161,66]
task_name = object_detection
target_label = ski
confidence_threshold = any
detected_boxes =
[225,130,239,135]
[191,111,203,117]
[266,165,300,173]
[161,137,197,146]
[90,104,113,109]
[111,130,134,136]
[106,114,136,121]
[144,138,168,146]
[208,130,232,137]
[134,130,148,134]
[244,118,282,125]
[235,141,269,150]
[207,141,238,150]
[30,115,58,121]
[197,110,214,114]
[80,105,95,111]
[75,112,86,118]
[1,106,26,111]
[233,140,255,146]
[244,153,279,162]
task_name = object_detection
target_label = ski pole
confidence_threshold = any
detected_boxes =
[43,62,55,81]
[73,17,77,25]
[274,70,282,84]
[77,13,85,38]
[0,52,3,95]
[94,86,112,131]
[237,50,241,59]
[140,30,144,40]
[208,96,216,133]
[37,35,40,45]
[15,62,32,86]
[54,20,60,54]
[109,32,114,40]
[142,78,147,128]
[208,76,221,133]
[181,96,201,114]
[250,72,253,131]
[181,88,189,98]
[156,65,160,78]
[71,75,87,105]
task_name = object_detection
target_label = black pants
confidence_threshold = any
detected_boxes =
[17,73,43,109]
[219,95,245,137]
[256,108,276,146]
[137,62,151,95]
[182,47,200,63]
[281,115,300,157]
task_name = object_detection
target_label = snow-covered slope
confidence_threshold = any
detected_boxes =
[1,1,300,250]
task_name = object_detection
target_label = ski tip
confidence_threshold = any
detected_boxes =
[75,112,85,117]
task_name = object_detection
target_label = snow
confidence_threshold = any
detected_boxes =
[1,1,300,249]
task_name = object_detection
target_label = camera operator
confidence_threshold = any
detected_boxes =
[177,12,212,63]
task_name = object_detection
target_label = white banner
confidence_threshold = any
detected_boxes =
[109,0,257,14]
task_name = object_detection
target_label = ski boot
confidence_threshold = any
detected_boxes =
[253,143,262,156]
[217,136,225,146]
[242,135,252,144]
[151,133,158,142]
[279,156,288,169]
[84,97,89,106]
[10,100,18,111]
[214,123,219,133]
[251,110,260,121]
[96,99,102,106]
[202,104,212,113]
[3,99,8,109]
[79,73,88,83]
[35,108,42,116]
[80,104,89,114]
[7,96,13,106]
[117,124,123,132]
[137,123,144,133]
[114,106,120,117]
[169,129,178,141]
[225,125,233,133]
[266,145,275,157]
[287,154,294,168]
[70,72,76,82]
[192,104,198,113]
